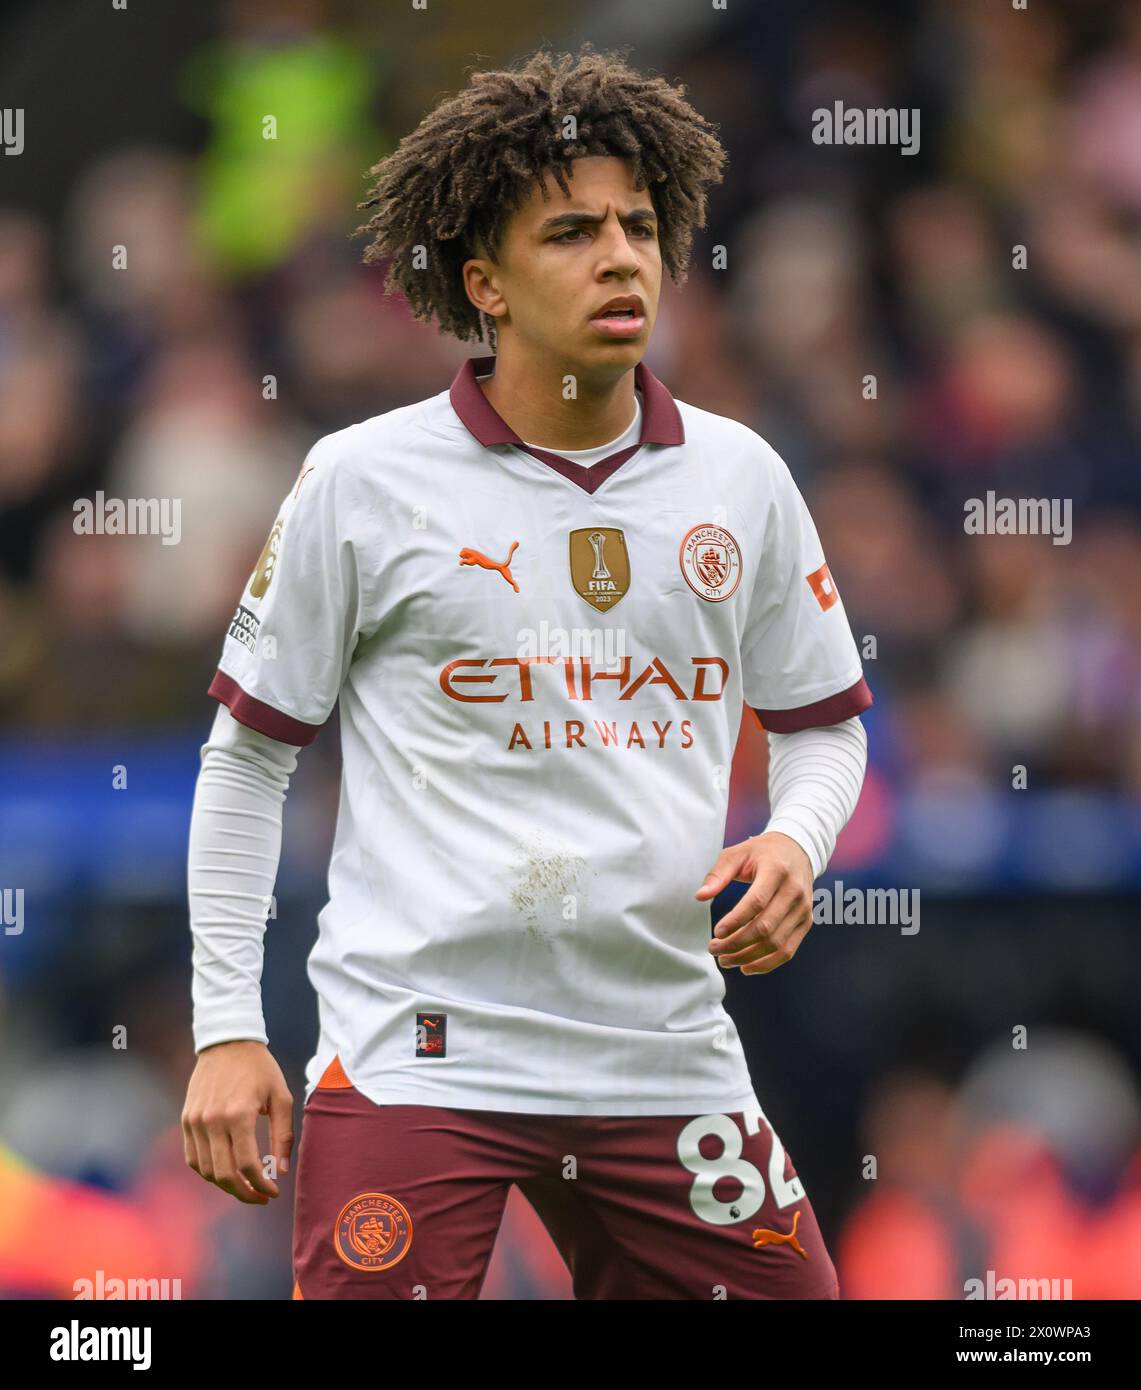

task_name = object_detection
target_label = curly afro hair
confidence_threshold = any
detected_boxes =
[354,44,727,348]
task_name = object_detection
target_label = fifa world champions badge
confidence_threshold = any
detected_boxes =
[334,1193,414,1271]
[679,523,743,601]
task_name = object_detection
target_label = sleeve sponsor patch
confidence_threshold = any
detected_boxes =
[806,562,839,611]
[226,603,261,651]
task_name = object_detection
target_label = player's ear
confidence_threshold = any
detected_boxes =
[462,248,506,322]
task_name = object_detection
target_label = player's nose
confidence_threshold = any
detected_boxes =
[593,214,641,274]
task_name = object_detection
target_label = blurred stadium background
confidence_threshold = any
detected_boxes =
[1,0,1140,1299]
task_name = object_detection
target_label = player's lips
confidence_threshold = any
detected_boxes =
[589,294,645,339]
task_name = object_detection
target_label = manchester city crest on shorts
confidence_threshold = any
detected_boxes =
[679,523,743,602]
[569,527,630,612]
[334,1193,413,1271]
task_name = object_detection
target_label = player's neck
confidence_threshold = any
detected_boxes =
[478,344,638,451]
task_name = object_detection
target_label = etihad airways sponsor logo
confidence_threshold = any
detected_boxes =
[504,717,694,751]
[439,655,729,703]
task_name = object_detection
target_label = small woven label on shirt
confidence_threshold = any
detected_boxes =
[415,1012,447,1057]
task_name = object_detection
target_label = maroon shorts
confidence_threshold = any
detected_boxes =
[292,1056,839,1300]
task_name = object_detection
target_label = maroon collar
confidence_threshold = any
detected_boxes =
[448,354,684,495]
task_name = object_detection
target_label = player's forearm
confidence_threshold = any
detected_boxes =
[187,707,299,1052]
[760,716,868,880]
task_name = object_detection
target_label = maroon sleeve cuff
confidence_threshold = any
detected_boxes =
[751,676,873,734]
[208,670,325,746]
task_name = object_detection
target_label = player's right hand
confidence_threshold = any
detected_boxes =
[182,1040,294,1205]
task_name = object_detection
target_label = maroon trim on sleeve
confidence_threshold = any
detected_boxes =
[208,670,324,747]
[751,676,873,733]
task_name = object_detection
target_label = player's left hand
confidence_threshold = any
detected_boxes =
[695,832,815,975]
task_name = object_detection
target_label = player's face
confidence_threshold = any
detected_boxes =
[477,155,662,373]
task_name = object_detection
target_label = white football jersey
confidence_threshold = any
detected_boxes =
[208,355,872,1115]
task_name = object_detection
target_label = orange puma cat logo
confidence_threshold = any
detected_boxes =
[459,540,520,592]
[752,1208,808,1259]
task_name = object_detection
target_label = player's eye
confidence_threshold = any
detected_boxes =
[551,223,655,242]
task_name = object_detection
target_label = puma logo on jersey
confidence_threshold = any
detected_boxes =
[459,540,520,592]
[752,1208,808,1259]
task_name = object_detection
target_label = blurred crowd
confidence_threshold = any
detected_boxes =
[1,0,1140,794]
[1,0,1140,1299]
[2,2,1139,795]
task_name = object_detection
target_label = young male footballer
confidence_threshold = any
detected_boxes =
[183,46,872,1300]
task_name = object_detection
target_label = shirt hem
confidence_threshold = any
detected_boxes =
[308,1078,763,1117]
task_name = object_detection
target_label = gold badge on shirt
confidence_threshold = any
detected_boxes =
[568,527,629,612]
[250,517,283,597]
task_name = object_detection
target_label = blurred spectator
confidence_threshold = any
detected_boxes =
[838,1033,1141,1299]
[1,0,1139,1300]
